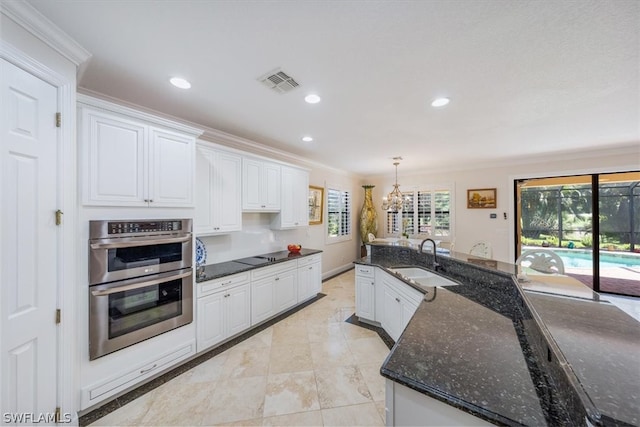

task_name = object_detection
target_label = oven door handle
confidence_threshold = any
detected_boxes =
[91,271,192,296]
[90,235,191,249]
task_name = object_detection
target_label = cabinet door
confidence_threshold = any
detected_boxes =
[194,147,215,234]
[149,128,194,207]
[214,151,242,232]
[382,283,403,341]
[251,277,275,325]
[263,162,281,210]
[83,108,146,206]
[274,268,297,313]
[225,283,251,337]
[297,264,311,302]
[197,292,225,352]
[242,158,263,210]
[278,166,309,228]
[401,300,419,336]
[356,275,375,321]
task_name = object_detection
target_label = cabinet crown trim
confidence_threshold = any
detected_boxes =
[78,94,203,137]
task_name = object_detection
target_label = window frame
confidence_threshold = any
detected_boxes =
[325,185,353,244]
[385,184,455,242]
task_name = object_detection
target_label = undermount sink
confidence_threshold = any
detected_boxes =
[389,267,459,287]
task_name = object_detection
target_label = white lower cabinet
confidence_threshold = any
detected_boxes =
[297,254,322,302]
[196,273,251,353]
[385,380,492,426]
[251,260,298,325]
[355,265,376,322]
[82,341,195,408]
[377,270,423,342]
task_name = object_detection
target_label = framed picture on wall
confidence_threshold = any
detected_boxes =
[308,186,324,225]
[467,188,497,209]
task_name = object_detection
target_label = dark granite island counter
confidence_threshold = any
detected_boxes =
[357,243,639,426]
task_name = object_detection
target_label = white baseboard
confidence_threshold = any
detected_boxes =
[322,263,354,281]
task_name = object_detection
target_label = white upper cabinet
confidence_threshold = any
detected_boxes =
[195,143,242,235]
[78,95,202,207]
[242,157,281,211]
[272,165,309,229]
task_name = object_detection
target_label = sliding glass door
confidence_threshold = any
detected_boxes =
[516,171,640,297]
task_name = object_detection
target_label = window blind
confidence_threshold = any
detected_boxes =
[327,188,351,237]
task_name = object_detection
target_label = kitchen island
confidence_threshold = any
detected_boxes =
[356,243,639,426]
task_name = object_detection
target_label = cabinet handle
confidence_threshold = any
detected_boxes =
[371,282,374,285]
[261,205,266,208]
[149,199,153,203]
[222,280,232,286]
[140,363,157,374]
[395,297,400,303]
[308,267,313,270]
[144,199,149,203]
[275,277,280,281]
[224,293,230,298]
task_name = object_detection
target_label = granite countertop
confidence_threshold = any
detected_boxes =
[196,248,322,282]
[359,243,640,426]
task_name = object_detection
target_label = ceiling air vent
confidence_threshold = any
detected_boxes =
[258,68,300,94]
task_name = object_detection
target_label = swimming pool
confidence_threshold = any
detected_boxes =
[528,248,640,269]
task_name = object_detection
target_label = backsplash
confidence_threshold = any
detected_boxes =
[198,213,311,264]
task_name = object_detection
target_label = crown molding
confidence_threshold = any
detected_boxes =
[77,92,203,137]
[77,87,358,177]
[1,0,91,66]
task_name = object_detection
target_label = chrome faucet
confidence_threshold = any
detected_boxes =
[419,238,441,272]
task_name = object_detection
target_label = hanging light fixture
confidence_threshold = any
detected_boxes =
[381,158,404,212]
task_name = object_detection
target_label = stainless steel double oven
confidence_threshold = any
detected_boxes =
[88,219,193,360]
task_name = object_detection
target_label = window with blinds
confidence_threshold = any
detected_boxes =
[327,187,351,240]
[385,187,452,238]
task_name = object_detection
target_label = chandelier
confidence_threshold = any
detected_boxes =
[381,160,403,212]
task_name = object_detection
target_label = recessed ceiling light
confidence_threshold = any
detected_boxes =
[304,94,321,104]
[431,97,450,107]
[170,77,191,89]
[302,136,313,142]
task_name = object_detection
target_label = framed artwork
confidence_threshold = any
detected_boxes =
[467,188,497,209]
[308,186,324,225]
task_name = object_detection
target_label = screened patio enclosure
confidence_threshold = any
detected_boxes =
[516,172,640,298]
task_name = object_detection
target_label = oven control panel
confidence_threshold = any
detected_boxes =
[108,220,182,234]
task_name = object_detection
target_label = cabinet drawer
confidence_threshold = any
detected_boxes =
[297,253,321,267]
[198,271,250,297]
[251,260,296,280]
[355,265,375,278]
[85,341,195,404]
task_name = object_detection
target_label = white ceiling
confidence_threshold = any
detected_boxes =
[26,0,640,176]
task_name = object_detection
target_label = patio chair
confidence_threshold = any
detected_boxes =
[516,249,565,274]
[469,241,492,259]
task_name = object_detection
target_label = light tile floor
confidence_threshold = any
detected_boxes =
[90,269,389,426]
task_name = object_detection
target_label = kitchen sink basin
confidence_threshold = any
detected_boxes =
[389,267,459,287]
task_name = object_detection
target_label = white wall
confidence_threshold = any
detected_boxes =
[367,146,639,263]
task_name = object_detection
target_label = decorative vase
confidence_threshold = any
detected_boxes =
[360,185,378,244]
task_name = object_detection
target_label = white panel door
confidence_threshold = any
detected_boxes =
[149,128,194,207]
[225,284,251,337]
[1,59,58,417]
[251,278,274,325]
[242,158,263,210]
[355,275,375,321]
[197,292,225,352]
[215,151,242,232]
[274,269,297,313]
[263,162,281,210]
[84,108,146,205]
[194,147,214,234]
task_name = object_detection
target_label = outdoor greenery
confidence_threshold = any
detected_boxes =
[520,181,640,252]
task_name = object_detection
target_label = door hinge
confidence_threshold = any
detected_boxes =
[55,309,61,324]
[55,209,63,226]
[55,407,61,423]
[55,112,61,128]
